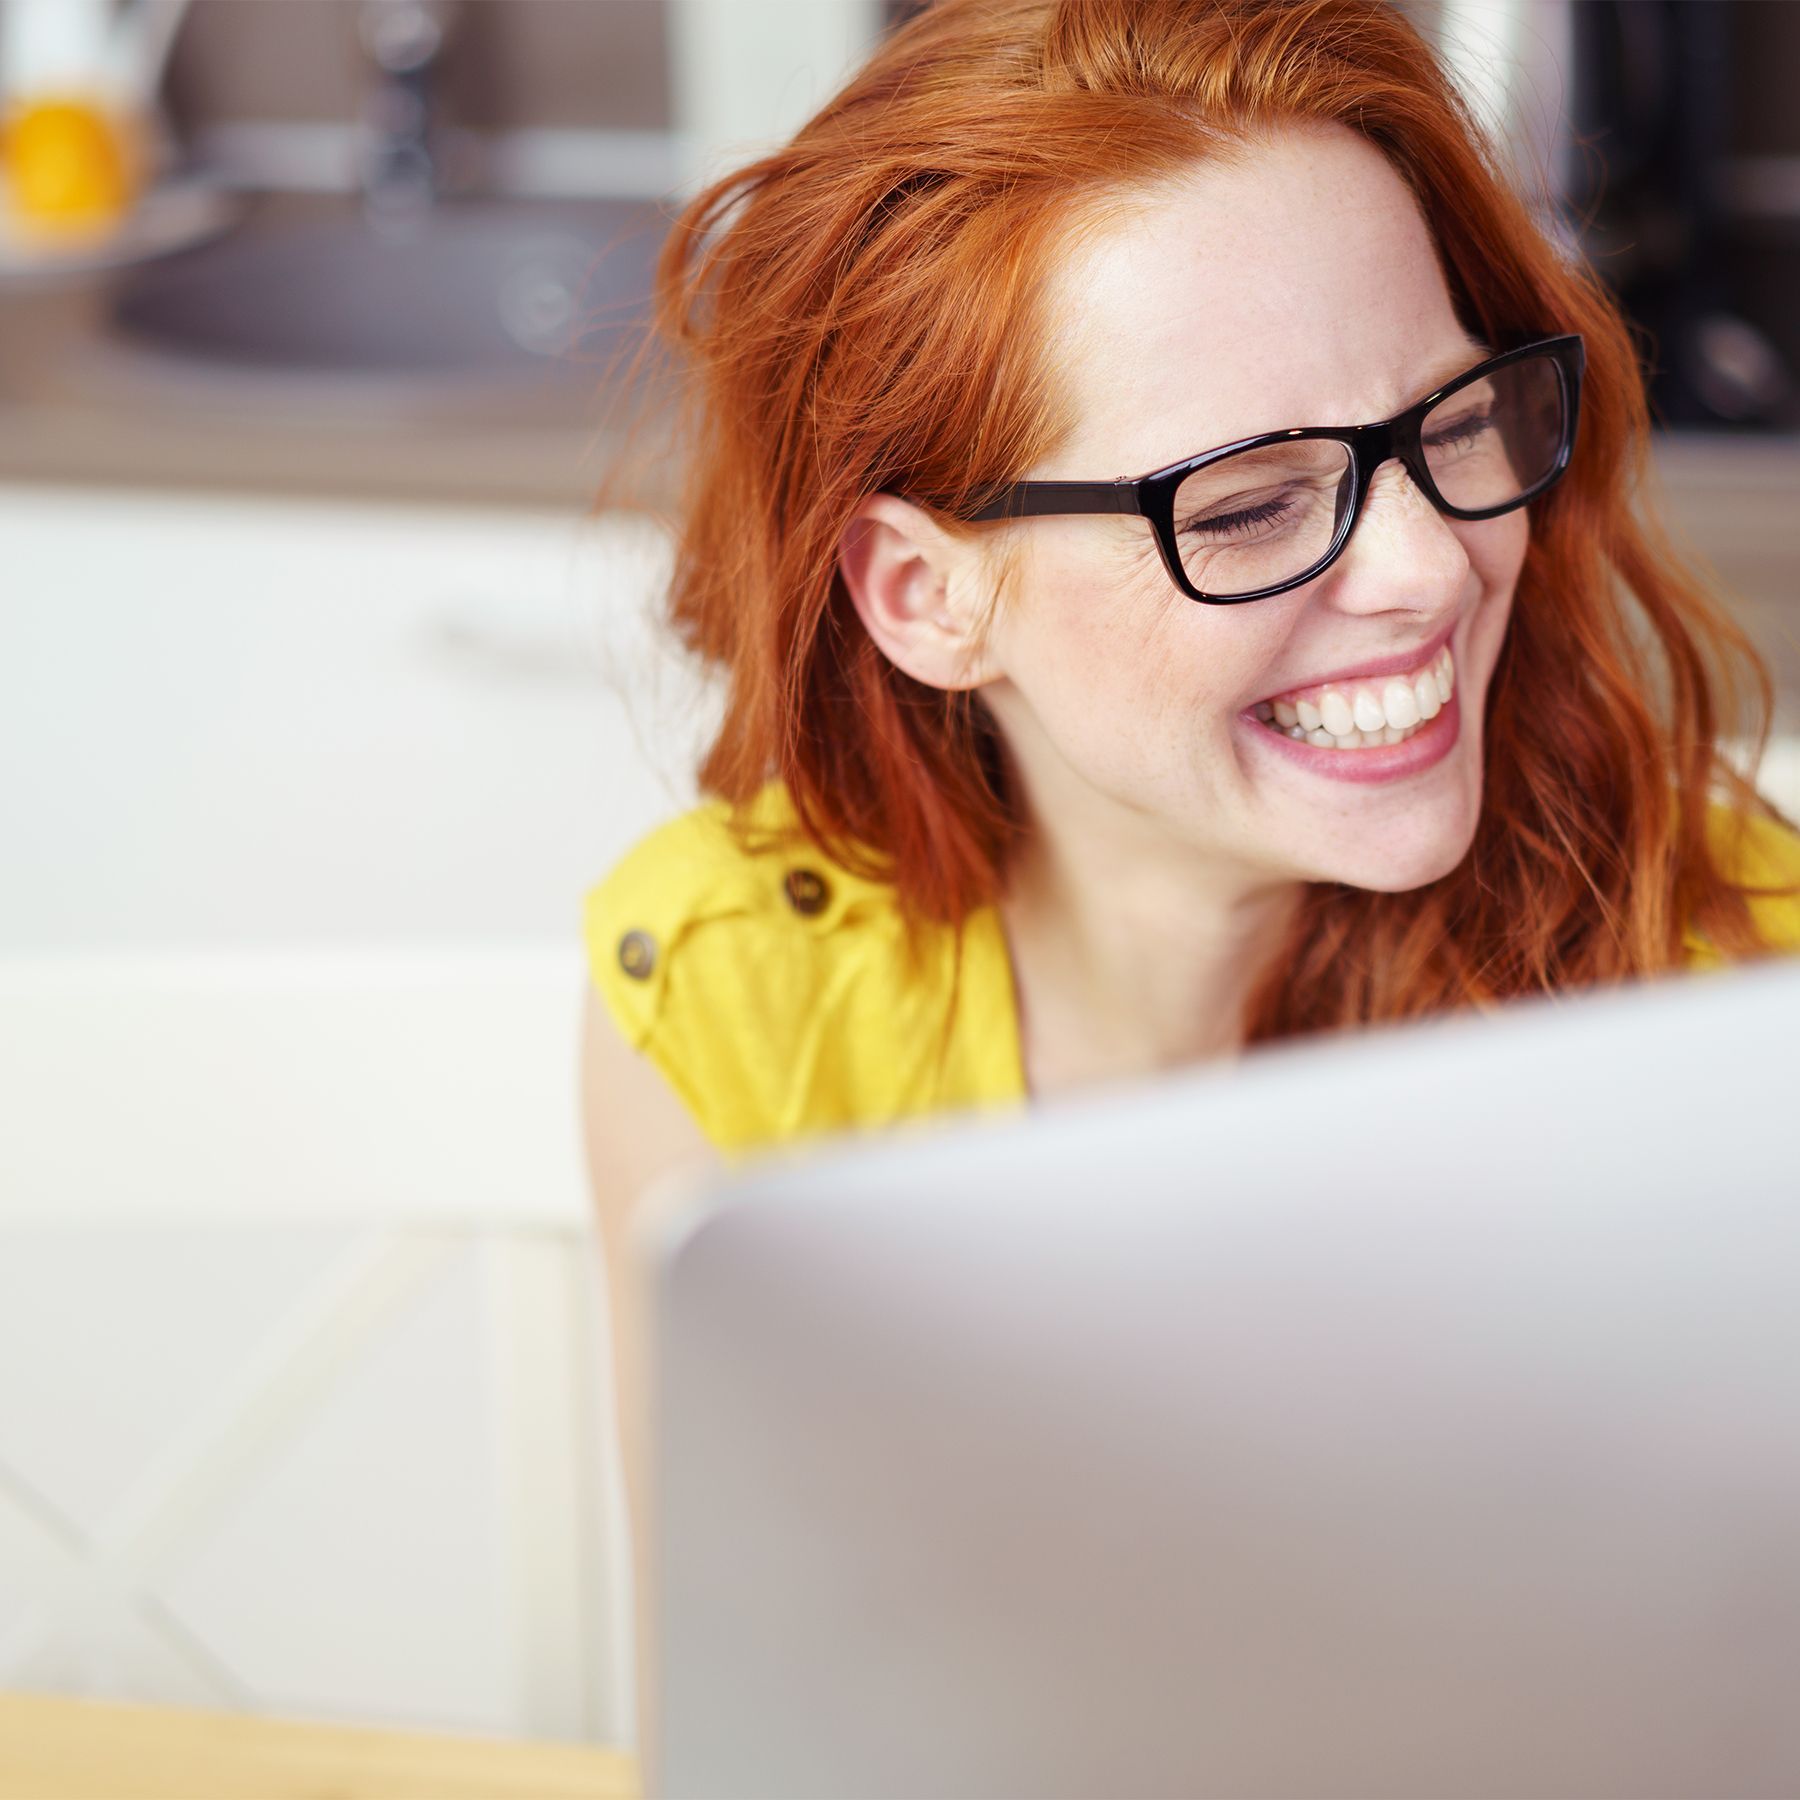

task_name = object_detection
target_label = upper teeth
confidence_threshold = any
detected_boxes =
[1252,646,1454,748]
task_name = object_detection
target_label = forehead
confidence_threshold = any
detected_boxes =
[1039,122,1490,476]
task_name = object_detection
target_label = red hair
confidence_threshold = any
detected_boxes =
[591,0,1798,1041]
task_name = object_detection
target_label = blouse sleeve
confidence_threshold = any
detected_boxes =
[581,803,851,1153]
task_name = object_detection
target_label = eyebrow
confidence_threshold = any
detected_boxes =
[1422,336,1497,393]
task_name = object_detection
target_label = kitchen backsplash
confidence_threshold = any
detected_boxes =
[162,0,672,136]
[154,1,1800,153]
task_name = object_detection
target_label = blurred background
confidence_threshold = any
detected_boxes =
[1,0,1796,1759]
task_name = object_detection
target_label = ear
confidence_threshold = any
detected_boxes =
[837,492,1001,693]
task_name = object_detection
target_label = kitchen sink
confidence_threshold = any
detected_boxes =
[105,195,669,389]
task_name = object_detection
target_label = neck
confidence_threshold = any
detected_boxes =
[996,795,1304,1103]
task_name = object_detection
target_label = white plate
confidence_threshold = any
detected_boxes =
[0,174,247,285]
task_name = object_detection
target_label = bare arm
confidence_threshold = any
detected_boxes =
[576,983,722,1757]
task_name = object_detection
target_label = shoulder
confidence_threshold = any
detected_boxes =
[1703,796,1800,895]
[584,786,795,1029]
[1692,797,1800,960]
[581,781,944,1151]
[584,781,907,1051]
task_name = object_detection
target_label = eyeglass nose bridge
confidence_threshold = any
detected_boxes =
[1313,408,1460,581]
[1342,407,1448,522]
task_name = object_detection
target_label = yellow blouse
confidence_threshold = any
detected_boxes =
[583,780,1027,1157]
[582,779,1800,1156]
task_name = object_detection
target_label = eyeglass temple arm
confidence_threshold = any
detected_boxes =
[965,478,1143,522]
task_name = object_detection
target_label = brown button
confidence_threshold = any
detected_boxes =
[617,928,657,980]
[782,866,831,916]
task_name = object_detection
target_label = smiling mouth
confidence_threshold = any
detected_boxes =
[1249,644,1454,750]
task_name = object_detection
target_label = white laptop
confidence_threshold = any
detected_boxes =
[631,956,1800,1799]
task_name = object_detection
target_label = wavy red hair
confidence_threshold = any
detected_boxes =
[591,0,1797,1043]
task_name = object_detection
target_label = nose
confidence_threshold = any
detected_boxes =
[1324,453,1471,620]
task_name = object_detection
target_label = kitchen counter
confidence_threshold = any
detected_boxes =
[1639,428,1800,732]
[0,1690,637,1800]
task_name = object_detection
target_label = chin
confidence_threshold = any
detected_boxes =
[1332,839,1471,893]
[1311,801,1481,892]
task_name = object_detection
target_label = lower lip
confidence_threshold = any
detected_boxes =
[1237,685,1462,784]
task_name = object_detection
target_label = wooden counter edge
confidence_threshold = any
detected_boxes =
[0,1689,638,1800]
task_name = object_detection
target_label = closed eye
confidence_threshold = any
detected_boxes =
[1182,494,1297,538]
[1424,408,1495,452]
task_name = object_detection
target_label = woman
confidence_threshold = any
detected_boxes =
[578,0,1800,1692]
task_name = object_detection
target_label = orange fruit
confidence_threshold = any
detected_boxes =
[1,94,143,238]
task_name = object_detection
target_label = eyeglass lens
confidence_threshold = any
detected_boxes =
[1171,350,1567,598]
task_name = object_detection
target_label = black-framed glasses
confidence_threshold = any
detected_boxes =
[943,333,1585,605]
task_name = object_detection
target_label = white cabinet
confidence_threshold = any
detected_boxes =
[0,483,719,1745]
[0,1222,633,1744]
[0,484,712,951]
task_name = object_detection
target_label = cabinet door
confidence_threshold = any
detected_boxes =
[0,487,716,949]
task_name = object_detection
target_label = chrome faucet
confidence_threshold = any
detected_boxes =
[357,0,457,229]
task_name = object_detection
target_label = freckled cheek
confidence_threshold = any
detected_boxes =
[1462,508,1527,588]
[1017,561,1159,694]
[1012,611,1119,721]
[1014,543,1272,740]
[1465,515,1528,677]
[1077,588,1279,726]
